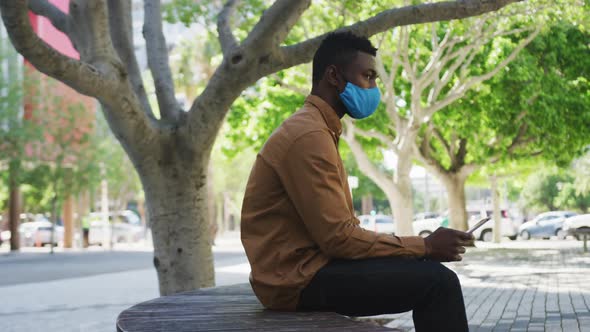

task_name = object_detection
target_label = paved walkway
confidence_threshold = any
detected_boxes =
[0,232,247,332]
[376,240,590,332]
[2,234,589,331]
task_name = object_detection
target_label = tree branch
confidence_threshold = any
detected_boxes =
[431,126,452,159]
[243,0,311,51]
[421,25,454,90]
[461,27,540,87]
[186,1,313,150]
[417,17,493,105]
[376,51,403,132]
[342,120,394,188]
[0,1,111,99]
[108,0,155,120]
[459,163,479,178]
[458,27,535,80]
[489,122,534,163]
[217,0,239,57]
[426,26,538,118]
[27,0,70,36]
[345,118,396,152]
[278,0,522,70]
[456,137,468,167]
[400,26,417,84]
[3,0,158,165]
[416,127,447,178]
[143,0,180,121]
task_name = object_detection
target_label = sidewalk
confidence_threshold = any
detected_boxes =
[0,232,247,332]
[2,235,589,331]
[375,240,590,332]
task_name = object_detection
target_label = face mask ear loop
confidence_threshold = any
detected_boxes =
[335,67,349,95]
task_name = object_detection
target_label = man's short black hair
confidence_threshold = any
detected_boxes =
[312,32,377,83]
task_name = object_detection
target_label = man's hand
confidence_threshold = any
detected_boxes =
[424,227,475,262]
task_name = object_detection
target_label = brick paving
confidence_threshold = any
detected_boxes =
[373,241,590,332]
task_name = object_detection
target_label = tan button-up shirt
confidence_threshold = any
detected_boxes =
[241,95,426,310]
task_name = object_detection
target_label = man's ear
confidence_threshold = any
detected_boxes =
[325,65,340,87]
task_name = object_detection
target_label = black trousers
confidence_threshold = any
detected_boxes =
[297,257,468,332]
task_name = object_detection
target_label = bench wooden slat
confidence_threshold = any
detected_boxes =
[116,283,398,332]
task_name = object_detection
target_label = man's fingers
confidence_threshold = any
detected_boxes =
[456,230,475,240]
[458,239,475,247]
[463,240,476,247]
[457,246,466,254]
[453,255,463,262]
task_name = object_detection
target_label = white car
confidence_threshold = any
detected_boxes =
[563,214,590,239]
[88,210,144,245]
[0,230,9,245]
[358,214,395,234]
[466,209,519,242]
[19,219,64,247]
[413,217,442,237]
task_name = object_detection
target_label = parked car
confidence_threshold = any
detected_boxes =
[518,211,578,240]
[413,212,440,221]
[0,215,4,245]
[0,229,10,245]
[19,218,64,247]
[413,213,443,237]
[358,214,395,234]
[466,209,519,242]
[562,213,590,239]
[0,214,64,247]
[88,210,144,245]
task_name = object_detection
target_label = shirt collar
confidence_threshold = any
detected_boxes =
[305,95,343,137]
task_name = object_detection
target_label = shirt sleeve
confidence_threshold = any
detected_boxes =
[275,130,425,259]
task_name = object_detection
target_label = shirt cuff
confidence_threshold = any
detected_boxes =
[399,236,426,257]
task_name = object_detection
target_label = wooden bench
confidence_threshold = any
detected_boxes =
[116,283,400,331]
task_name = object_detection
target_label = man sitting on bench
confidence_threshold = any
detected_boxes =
[241,32,473,332]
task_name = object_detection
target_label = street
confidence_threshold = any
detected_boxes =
[0,232,250,332]
[0,249,247,287]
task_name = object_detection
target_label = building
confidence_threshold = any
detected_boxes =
[1,1,98,249]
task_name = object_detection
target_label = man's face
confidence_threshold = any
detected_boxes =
[339,51,378,90]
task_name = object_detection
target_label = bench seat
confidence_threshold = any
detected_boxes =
[116,283,399,331]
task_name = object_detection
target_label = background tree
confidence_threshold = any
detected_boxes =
[521,168,570,211]
[0,33,42,250]
[416,19,590,230]
[0,0,525,294]
[343,7,540,234]
[23,78,102,252]
[571,153,590,209]
[555,182,590,213]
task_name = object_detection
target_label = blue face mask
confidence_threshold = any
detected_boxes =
[339,82,381,119]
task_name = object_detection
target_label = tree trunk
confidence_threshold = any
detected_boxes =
[50,192,58,255]
[390,188,414,236]
[63,195,74,248]
[390,171,414,236]
[389,153,415,236]
[8,161,20,251]
[442,175,468,231]
[77,190,90,248]
[207,162,218,245]
[141,161,215,295]
[361,194,373,215]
